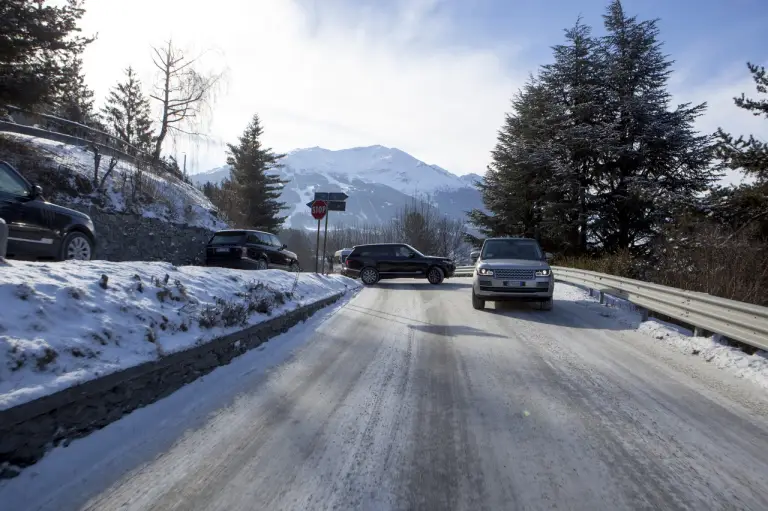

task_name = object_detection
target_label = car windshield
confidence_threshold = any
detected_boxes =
[481,239,543,261]
[209,232,246,245]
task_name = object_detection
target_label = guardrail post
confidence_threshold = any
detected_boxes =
[0,217,7,259]
[598,291,605,304]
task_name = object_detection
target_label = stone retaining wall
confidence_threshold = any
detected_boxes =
[0,292,344,478]
[65,205,215,266]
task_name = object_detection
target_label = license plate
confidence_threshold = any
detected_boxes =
[215,248,229,253]
[503,281,526,287]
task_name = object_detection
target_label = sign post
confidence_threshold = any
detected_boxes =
[321,213,329,274]
[308,192,348,275]
[310,199,328,273]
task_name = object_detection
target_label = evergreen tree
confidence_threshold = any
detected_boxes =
[101,67,155,153]
[227,114,289,231]
[0,0,93,109]
[592,0,715,252]
[52,54,98,126]
[715,62,768,184]
[469,80,558,247]
[711,62,768,239]
[537,19,605,254]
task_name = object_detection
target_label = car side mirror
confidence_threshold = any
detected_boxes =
[407,252,416,258]
[470,250,480,263]
[30,184,43,199]
[545,252,553,261]
[281,243,288,249]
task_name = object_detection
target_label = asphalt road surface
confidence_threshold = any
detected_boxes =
[6,279,768,510]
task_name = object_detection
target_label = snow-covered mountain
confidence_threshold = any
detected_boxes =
[190,145,485,229]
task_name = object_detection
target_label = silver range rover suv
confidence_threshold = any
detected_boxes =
[471,237,554,311]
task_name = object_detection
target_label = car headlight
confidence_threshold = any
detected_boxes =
[477,267,494,276]
[535,269,551,277]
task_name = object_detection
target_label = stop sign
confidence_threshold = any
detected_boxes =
[311,199,328,220]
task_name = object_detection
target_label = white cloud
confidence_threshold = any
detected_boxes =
[79,0,523,175]
[79,0,766,185]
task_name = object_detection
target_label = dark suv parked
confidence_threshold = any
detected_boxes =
[344,243,456,285]
[0,160,96,261]
[205,229,300,271]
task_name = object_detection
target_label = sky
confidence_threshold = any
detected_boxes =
[78,0,768,184]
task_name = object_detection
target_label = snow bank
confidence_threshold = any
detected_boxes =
[3,133,227,231]
[0,260,360,410]
[556,282,768,390]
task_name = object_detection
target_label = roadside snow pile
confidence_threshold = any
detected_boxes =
[2,133,226,231]
[556,283,768,390]
[0,260,360,410]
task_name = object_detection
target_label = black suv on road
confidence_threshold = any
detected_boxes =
[0,160,96,261]
[344,243,456,285]
[205,229,300,271]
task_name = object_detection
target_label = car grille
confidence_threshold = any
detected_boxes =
[493,268,536,280]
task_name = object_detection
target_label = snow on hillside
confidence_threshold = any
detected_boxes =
[190,145,486,229]
[0,259,361,411]
[3,133,227,231]
[280,145,467,194]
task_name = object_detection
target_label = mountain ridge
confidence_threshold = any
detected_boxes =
[191,145,485,229]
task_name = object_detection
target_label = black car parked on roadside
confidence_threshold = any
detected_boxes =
[344,243,456,285]
[0,160,96,261]
[205,229,300,271]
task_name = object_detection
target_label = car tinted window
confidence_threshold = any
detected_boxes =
[352,245,391,257]
[268,234,282,246]
[0,162,30,197]
[210,232,246,245]
[246,233,261,244]
[395,245,413,257]
[481,239,543,261]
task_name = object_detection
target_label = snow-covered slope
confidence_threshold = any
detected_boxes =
[2,133,226,231]
[0,259,360,410]
[191,145,485,229]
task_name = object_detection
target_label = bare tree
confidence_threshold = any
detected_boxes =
[149,40,223,163]
[89,143,119,192]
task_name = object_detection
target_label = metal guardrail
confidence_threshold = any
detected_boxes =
[454,266,474,277]
[452,264,768,351]
[552,266,768,351]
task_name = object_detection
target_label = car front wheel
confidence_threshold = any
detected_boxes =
[539,298,553,311]
[61,232,93,261]
[472,290,485,310]
[255,258,268,270]
[289,261,300,272]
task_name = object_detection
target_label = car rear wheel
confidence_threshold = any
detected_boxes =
[472,290,485,310]
[255,258,268,270]
[61,232,93,261]
[360,267,379,285]
[427,266,445,285]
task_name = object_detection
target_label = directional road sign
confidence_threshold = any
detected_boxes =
[314,191,349,202]
[327,200,346,212]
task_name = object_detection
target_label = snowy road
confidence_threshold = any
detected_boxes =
[4,279,768,510]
